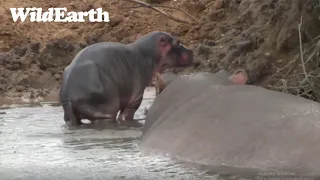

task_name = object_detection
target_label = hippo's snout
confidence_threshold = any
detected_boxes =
[177,46,194,67]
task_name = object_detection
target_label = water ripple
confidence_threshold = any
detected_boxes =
[0,101,221,180]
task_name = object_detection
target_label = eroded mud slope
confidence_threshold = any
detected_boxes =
[1,0,320,101]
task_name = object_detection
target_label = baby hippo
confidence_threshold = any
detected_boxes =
[59,31,194,127]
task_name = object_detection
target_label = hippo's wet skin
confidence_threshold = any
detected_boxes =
[143,70,245,133]
[60,31,194,127]
[140,70,320,176]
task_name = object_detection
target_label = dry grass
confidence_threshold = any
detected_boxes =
[267,15,320,102]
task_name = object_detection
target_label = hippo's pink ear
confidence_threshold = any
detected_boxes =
[229,69,248,84]
[136,34,143,40]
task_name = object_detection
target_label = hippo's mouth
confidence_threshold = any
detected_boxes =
[177,52,193,67]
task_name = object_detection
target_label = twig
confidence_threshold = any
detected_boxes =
[270,56,297,79]
[129,4,199,22]
[150,5,199,22]
[122,0,193,24]
[206,1,215,7]
[298,16,310,84]
[299,48,318,85]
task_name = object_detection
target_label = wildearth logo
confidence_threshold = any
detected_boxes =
[9,7,110,22]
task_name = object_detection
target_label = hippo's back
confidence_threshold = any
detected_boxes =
[69,42,128,66]
[143,70,237,135]
[141,84,320,175]
[60,42,141,101]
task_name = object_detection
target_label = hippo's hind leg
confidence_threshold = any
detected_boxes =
[63,112,69,122]
[62,101,82,127]
[75,101,118,122]
[117,94,143,126]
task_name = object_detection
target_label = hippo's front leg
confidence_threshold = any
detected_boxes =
[117,94,143,126]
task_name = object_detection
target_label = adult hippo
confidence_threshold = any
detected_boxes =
[59,31,194,127]
[140,69,320,176]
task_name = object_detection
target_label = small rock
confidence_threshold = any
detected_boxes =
[54,73,61,80]
[234,40,252,51]
[203,39,216,46]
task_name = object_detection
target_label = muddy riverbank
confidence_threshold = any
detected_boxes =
[2,0,320,102]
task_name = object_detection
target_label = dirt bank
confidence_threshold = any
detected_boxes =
[1,0,320,103]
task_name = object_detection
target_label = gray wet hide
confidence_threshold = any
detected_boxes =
[140,70,320,176]
[59,31,194,126]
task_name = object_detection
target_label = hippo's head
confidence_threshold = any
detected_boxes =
[134,31,194,73]
[160,37,194,71]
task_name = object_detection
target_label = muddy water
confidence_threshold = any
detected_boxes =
[0,95,232,180]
